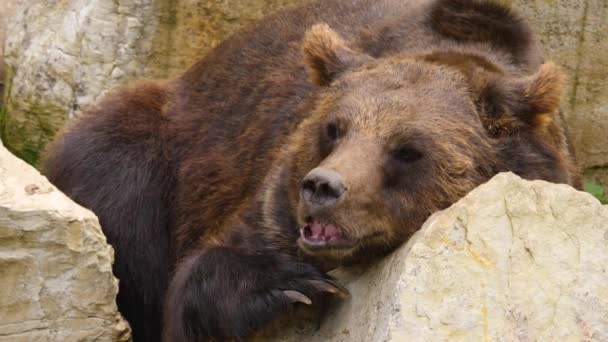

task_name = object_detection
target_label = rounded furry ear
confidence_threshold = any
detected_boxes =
[415,51,565,133]
[512,62,565,129]
[477,62,566,135]
[302,23,372,86]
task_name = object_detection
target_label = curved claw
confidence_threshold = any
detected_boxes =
[308,279,350,298]
[283,290,312,305]
[326,279,350,298]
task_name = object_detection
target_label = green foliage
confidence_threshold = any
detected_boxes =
[1,113,41,167]
[584,182,607,204]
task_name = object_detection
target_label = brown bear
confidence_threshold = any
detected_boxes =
[43,0,581,340]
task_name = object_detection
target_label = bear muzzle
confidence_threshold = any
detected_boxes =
[301,167,347,211]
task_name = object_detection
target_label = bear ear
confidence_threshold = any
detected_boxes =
[510,62,565,129]
[479,62,566,135]
[419,51,566,134]
[302,23,372,86]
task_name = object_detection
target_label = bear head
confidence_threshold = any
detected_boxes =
[270,24,569,265]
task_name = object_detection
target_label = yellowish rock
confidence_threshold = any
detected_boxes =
[146,0,303,79]
[1,0,303,166]
[0,0,17,110]
[394,173,608,340]
[0,0,17,61]
[270,173,608,341]
[0,140,130,341]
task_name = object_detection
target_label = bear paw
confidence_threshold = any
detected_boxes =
[163,247,348,341]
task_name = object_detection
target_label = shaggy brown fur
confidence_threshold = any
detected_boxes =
[43,0,581,340]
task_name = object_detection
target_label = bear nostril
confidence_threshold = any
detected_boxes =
[301,168,346,209]
[301,179,316,202]
[318,182,336,200]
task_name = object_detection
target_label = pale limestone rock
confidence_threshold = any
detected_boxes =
[0,0,302,165]
[0,141,131,341]
[269,173,608,341]
[0,0,17,109]
[2,0,158,165]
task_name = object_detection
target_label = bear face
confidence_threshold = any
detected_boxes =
[292,61,496,262]
[277,24,568,264]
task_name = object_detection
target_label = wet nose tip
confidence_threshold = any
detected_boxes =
[301,168,346,207]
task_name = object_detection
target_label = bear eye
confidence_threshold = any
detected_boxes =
[393,146,423,163]
[326,122,338,141]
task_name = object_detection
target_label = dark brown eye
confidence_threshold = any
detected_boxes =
[326,122,338,141]
[394,146,423,163]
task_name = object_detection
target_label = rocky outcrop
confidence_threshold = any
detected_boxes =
[0,140,131,341]
[1,0,160,165]
[0,1,16,57]
[0,0,302,165]
[267,173,608,341]
[145,0,304,79]
[0,1,15,58]
[2,0,606,172]
[0,0,17,110]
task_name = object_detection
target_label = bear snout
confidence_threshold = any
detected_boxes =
[301,167,347,212]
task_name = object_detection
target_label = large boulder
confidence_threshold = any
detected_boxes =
[0,1,15,58]
[0,0,16,57]
[1,0,159,165]
[0,0,17,110]
[0,140,131,341]
[266,173,608,341]
[0,0,302,166]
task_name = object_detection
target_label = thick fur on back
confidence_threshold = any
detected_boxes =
[44,0,580,340]
[44,81,174,341]
[429,0,540,66]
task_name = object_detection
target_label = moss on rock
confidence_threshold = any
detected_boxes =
[2,97,67,167]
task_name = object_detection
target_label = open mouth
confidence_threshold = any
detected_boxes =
[298,218,358,250]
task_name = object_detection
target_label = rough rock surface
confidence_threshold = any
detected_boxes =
[0,1,16,59]
[2,0,606,172]
[511,0,608,170]
[0,0,17,53]
[267,173,608,341]
[511,0,608,182]
[0,0,17,109]
[0,140,131,341]
[145,0,304,79]
[0,0,302,165]
[2,0,159,165]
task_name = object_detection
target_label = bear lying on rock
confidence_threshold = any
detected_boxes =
[44,0,581,340]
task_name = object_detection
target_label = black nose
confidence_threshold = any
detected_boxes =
[301,168,346,209]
